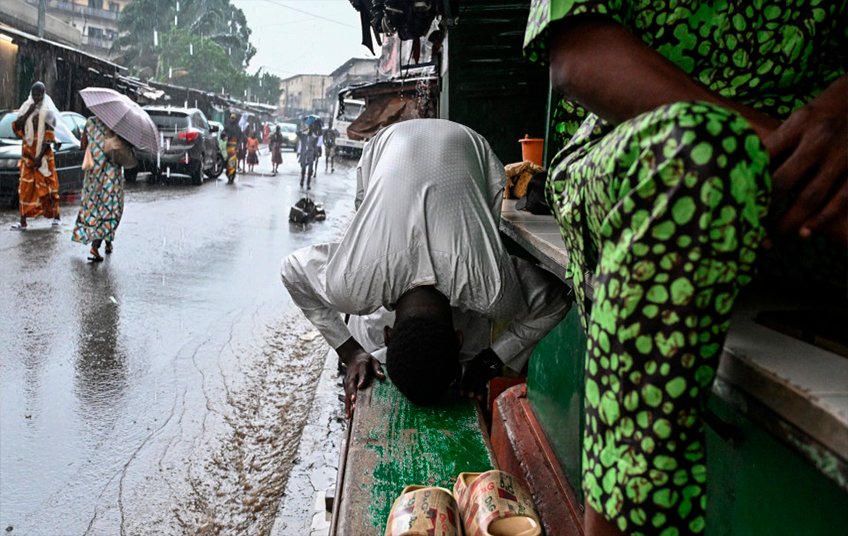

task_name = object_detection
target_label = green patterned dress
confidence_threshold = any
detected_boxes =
[72,117,125,246]
[524,1,847,534]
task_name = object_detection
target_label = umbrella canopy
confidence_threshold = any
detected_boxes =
[302,114,322,128]
[79,87,160,153]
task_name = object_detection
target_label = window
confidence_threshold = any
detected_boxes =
[147,112,190,131]
[192,112,208,130]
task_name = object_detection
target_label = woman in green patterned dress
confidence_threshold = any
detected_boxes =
[72,116,126,262]
[524,1,846,535]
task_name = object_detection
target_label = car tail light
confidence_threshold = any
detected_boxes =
[177,131,200,143]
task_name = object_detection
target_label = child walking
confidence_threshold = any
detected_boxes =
[246,131,259,174]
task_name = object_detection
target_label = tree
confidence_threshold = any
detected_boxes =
[246,70,282,105]
[156,30,248,96]
[112,0,256,85]
[111,0,168,75]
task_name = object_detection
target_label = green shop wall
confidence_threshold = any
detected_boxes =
[441,1,548,164]
[705,391,848,534]
[527,306,586,504]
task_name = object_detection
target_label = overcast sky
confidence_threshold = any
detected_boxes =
[232,0,376,78]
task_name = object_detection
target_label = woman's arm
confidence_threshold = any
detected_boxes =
[550,15,846,243]
[13,103,38,133]
[548,15,780,138]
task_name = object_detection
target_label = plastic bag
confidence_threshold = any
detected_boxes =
[104,134,138,169]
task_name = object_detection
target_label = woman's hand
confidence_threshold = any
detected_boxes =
[764,75,848,244]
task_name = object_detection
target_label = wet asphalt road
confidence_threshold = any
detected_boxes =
[0,152,354,535]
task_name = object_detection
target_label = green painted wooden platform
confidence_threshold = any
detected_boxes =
[332,375,494,535]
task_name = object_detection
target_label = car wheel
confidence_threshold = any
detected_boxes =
[124,167,139,182]
[206,153,225,179]
[191,158,204,185]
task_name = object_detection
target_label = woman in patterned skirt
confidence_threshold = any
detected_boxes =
[72,116,126,262]
[223,113,242,184]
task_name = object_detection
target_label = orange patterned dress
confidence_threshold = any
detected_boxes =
[13,121,60,219]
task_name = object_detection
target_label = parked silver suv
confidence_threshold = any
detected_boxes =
[131,106,224,185]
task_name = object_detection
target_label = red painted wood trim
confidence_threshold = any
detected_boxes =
[491,384,584,536]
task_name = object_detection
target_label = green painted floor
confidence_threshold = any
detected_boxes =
[336,375,494,534]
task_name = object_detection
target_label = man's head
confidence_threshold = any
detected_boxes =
[229,113,237,122]
[384,316,462,406]
[275,125,281,133]
[31,81,45,103]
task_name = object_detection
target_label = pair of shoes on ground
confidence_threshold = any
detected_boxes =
[10,218,60,230]
[385,470,541,536]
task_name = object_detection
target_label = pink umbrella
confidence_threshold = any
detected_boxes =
[79,87,160,153]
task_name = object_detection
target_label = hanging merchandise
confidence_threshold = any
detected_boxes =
[349,0,451,60]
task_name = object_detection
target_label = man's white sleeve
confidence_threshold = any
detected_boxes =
[281,243,351,349]
[354,138,373,210]
[491,257,573,371]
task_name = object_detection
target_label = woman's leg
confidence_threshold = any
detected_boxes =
[89,239,104,261]
[550,102,770,535]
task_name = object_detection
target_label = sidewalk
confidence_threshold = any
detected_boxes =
[270,346,345,536]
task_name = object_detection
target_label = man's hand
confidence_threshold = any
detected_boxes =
[460,348,503,401]
[31,156,42,170]
[336,337,385,419]
[764,75,848,245]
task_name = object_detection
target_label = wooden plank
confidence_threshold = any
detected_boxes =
[491,384,584,536]
[334,377,494,535]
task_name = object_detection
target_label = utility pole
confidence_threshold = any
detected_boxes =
[37,0,47,38]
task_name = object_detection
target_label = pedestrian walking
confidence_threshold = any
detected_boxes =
[9,81,66,230]
[246,131,260,173]
[323,127,337,173]
[224,113,242,183]
[237,129,247,173]
[73,87,159,262]
[297,122,320,189]
[71,117,126,262]
[269,125,284,175]
[312,128,323,177]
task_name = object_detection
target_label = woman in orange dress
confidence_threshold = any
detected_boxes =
[10,82,62,230]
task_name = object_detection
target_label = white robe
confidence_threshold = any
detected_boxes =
[282,119,571,370]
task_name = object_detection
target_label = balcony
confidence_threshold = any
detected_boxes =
[33,0,120,22]
[81,34,114,50]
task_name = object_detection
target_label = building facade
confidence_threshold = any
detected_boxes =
[25,0,129,57]
[278,74,332,119]
[326,57,379,102]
